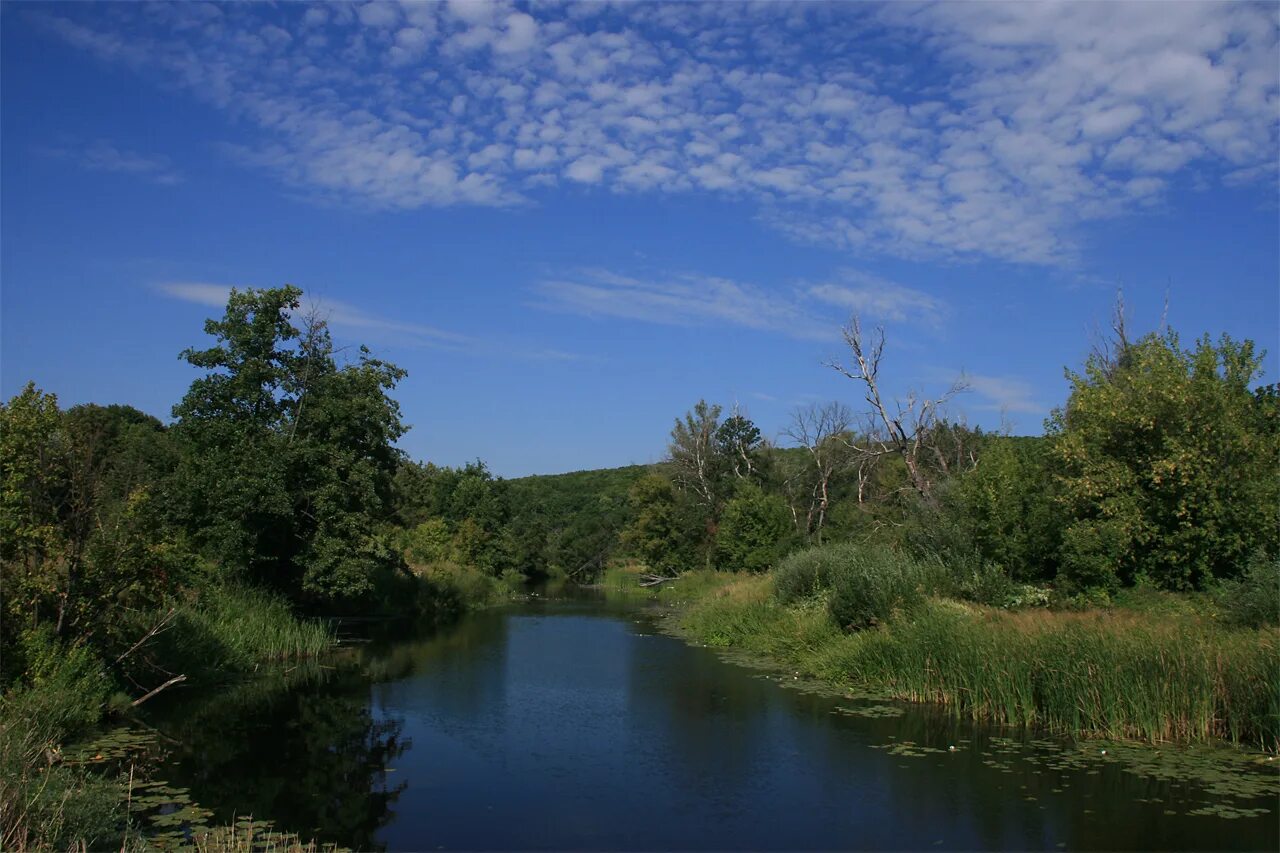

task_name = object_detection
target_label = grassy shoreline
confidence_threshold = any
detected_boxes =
[0,584,338,852]
[604,564,1280,751]
[0,563,526,852]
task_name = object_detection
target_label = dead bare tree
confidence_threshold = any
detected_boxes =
[827,316,968,504]
[782,402,854,543]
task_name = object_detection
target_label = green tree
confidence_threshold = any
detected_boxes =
[1,388,183,679]
[170,286,407,606]
[714,483,795,572]
[1,384,71,655]
[715,413,765,481]
[944,437,1061,582]
[621,474,706,576]
[1049,330,1278,592]
[667,400,726,510]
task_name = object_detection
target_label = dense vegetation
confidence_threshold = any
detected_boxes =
[607,323,1279,608]
[593,315,1279,749]
[1,287,501,849]
[3,286,1277,847]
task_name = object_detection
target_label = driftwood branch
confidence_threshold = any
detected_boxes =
[113,608,178,666]
[640,574,675,587]
[131,674,187,708]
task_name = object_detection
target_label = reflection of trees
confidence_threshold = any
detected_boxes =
[147,664,407,850]
[364,609,510,729]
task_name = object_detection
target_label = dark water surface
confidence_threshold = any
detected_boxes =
[147,594,1278,851]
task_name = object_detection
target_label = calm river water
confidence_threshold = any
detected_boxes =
[147,592,1278,851]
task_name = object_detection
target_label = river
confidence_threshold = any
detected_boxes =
[144,591,1278,851]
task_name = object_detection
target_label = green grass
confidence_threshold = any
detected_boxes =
[407,560,515,614]
[672,573,1280,749]
[599,562,740,605]
[0,638,125,851]
[147,584,333,677]
[1,586,336,851]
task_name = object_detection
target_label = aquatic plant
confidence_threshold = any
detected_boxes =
[675,577,1280,748]
[150,584,333,677]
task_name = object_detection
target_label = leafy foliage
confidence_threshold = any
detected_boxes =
[826,547,938,631]
[1214,552,1280,629]
[714,483,795,572]
[941,437,1061,582]
[621,473,708,575]
[0,387,185,682]
[170,286,408,606]
[773,543,860,604]
[1049,331,1279,592]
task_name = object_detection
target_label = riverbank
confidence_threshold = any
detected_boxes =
[603,564,1280,750]
[0,564,516,852]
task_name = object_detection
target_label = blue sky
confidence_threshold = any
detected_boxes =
[2,1,1277,477]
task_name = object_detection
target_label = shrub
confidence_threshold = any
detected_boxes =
[404,518,452,565]
[715,483,794,573]
[412,561,501,614]
[12,627,110,735]
[940,437,1062,583]
[0,633,122,851]
[1215,552,1280,628]
[773,543,861,604]
[827,547,937,631]
[947,557,1019,608]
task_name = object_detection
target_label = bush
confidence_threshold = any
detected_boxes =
[0,634,123,851]
[715,483,794,573]
[773,543,861,604]
[1050,331,1279,592]
[940,437,1062,583]
[1215,552,1280,628]
[0,710,124,851]
[946,557,1018,607]
[827,547,937,631]
[411,561,502,615]
[12,627,110,735]
[404,518,452,565]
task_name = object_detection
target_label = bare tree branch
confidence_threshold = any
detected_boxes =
[826,314,969,503]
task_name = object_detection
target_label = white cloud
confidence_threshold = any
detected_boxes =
[356,3,400,29]
[36,1,1279,266]
[493,12,537,54]
[808,270,944,327]
[534,265,948,339]
[156,282,472,349]
[965,373,1047,415]
[156,281,585,362]
[45,139,183,185]
[155,282,229,307]
[535,269,830,340]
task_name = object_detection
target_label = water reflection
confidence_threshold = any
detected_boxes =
[146,599,1278,851]
[147,664,408,850]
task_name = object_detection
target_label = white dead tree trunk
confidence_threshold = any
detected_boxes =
[667,400,722,510]
[826,316,968,505]
[783,402,854,543]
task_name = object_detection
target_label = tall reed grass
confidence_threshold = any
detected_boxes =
[156,584,333,674]
[0,640,123,852]
[676,576,1280,748]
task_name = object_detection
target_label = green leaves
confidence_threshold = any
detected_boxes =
[1050,330,1278,592]
[715,483,794,573]
[170,286,408,607]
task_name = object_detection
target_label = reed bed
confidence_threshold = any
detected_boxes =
[676,577,1280,748]
[153,581,335,676]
